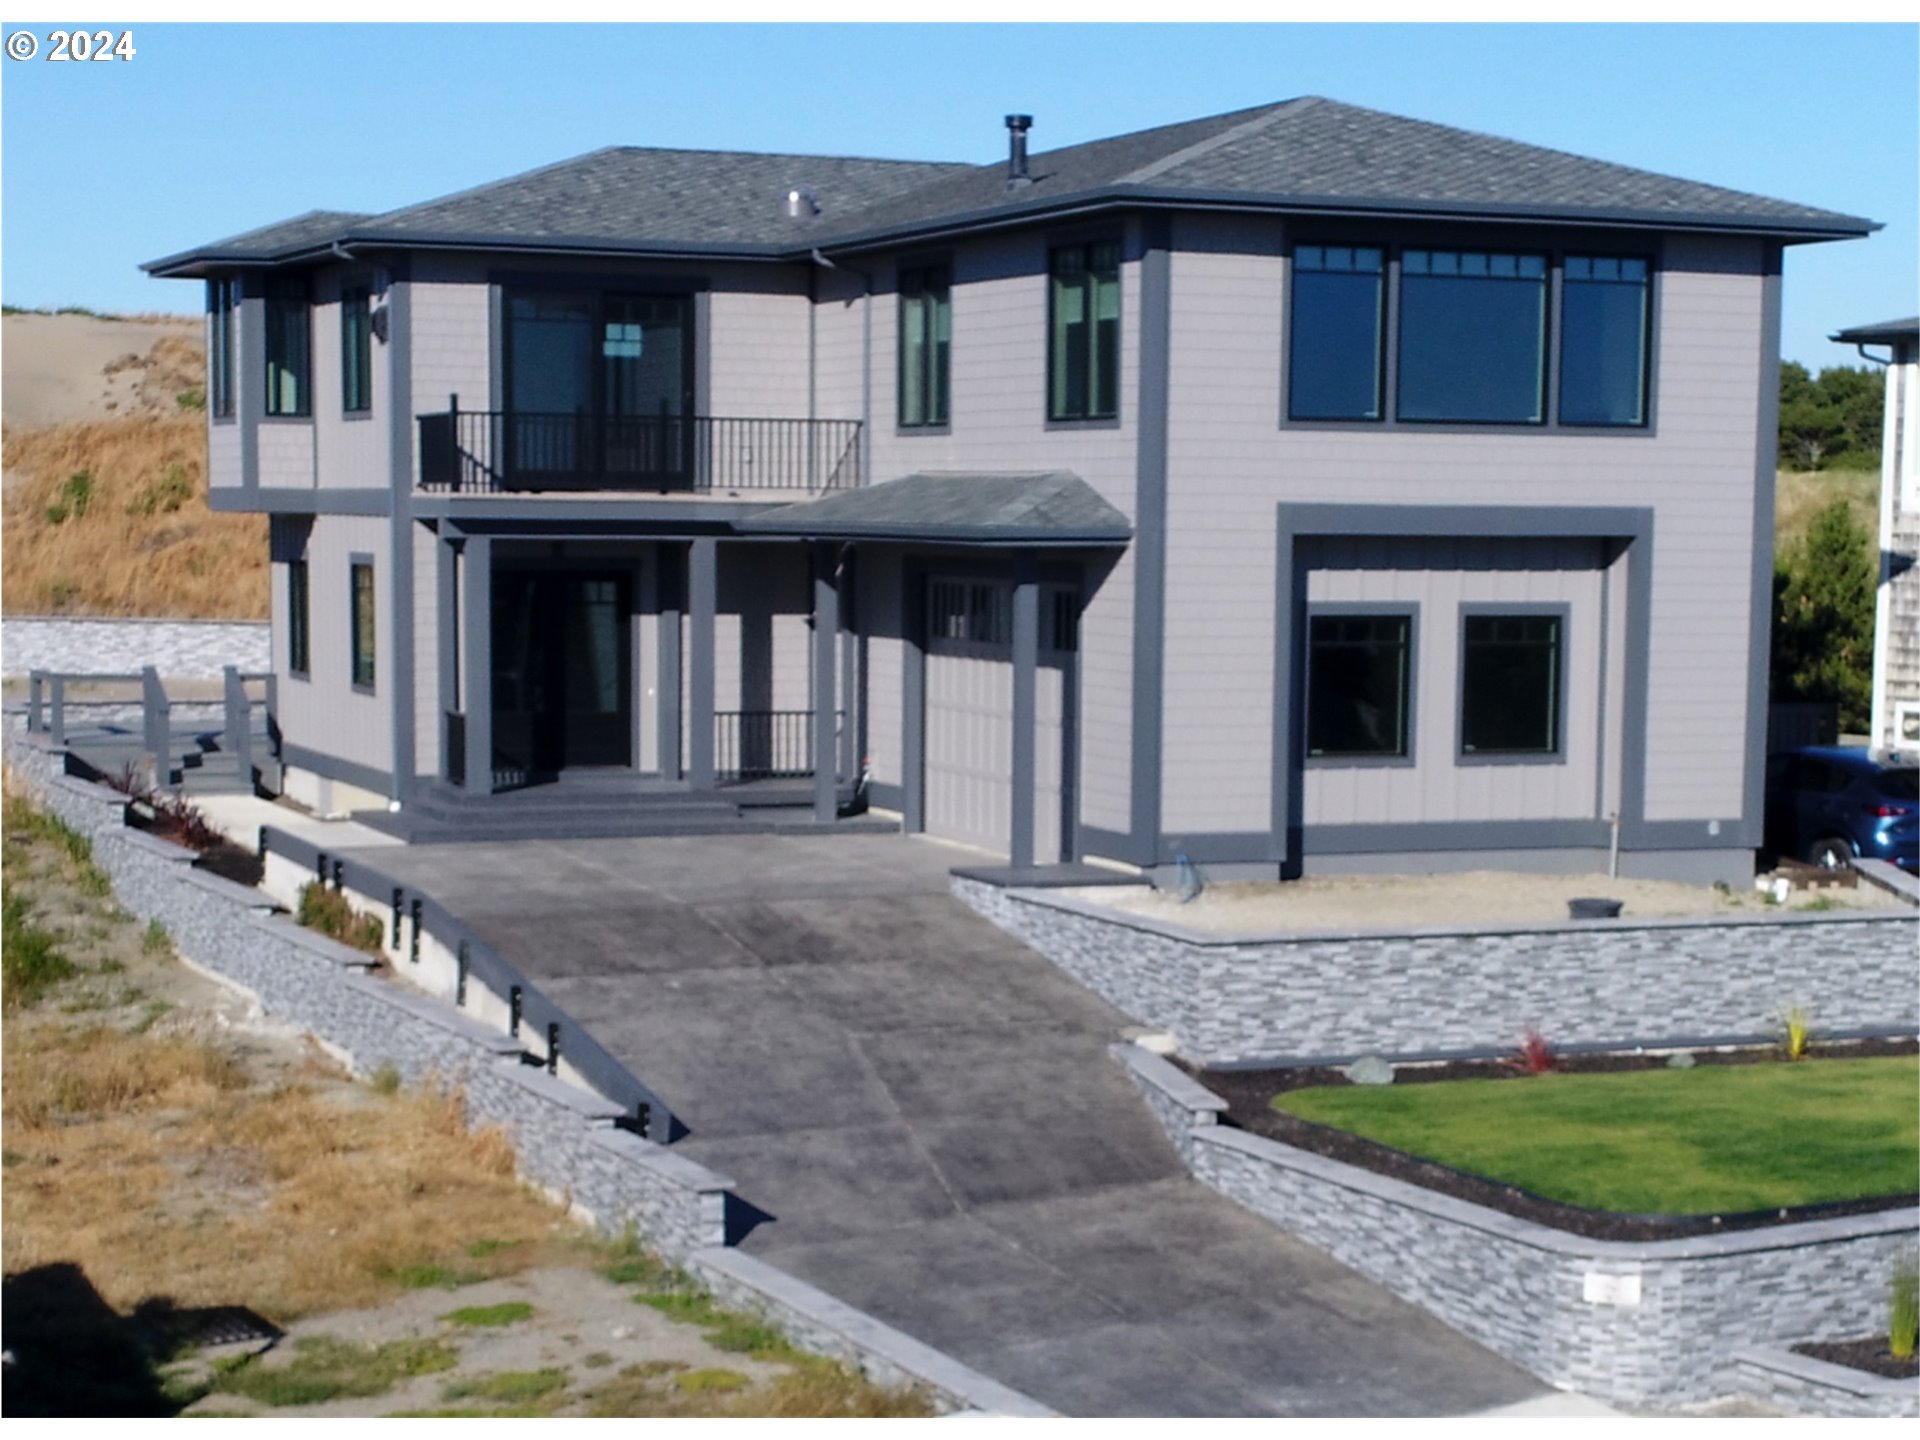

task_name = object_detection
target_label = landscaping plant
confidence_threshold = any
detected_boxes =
[1892,1258,1918,1362]
[1780,1005,1814,1061]
[1512,1027,1557,1076]
[295,882,387,956]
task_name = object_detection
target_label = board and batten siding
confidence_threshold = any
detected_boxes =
[276,514,393,779]
[1159,216,1768,838]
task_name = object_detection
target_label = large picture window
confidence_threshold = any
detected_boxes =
[288,558,310,677]
[898,264,951,428]
[1560,256,1650,427]
[1306,613,1412,760]
[1048,241,1120,422]
[1398,250,1547,424]
[350,560,376,691]
[1288,246,1384,421]
[207,278,237,419]
[341,285,373,414]
[1460,612,1562,757]
[264,275,311,418]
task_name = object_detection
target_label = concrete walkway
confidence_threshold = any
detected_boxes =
[357,831,1547,1417]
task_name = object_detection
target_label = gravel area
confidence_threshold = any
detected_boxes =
[1072,869,1904,935]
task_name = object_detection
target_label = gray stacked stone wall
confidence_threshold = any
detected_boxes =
[959,879,1920,1066]
[2,616,271,678]
[1116,1045,1920,1408]
[2,731,1048,1416]
[1726,1347,1920,1418]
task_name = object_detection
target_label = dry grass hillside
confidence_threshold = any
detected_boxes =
[2,312,266,619]
[1775,468,1878,558]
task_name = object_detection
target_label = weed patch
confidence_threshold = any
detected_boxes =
[213,1334,457,1407]
[442,1300,534,1328]
[442,1368,569,1405]
[3,885,78,1010]
[295,883,386,955]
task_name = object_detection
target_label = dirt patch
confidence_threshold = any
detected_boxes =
[1073,868,1902,935]
[1793,1337,1920,1381]
[2,312,203,431]
[1190,1038,1920,1243]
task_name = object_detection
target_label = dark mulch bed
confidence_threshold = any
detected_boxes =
[1794,1337,1920,1381]
[193,842,264,889]
[1190,1038,1919,1243]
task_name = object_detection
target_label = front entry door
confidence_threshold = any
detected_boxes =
[492,572,631,781]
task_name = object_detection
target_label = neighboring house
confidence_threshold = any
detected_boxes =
[1829,317,1919,758]
[144,97,1877,885]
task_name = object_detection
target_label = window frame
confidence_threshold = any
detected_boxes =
[207,277,237,422]
[1556,254,1653,429]
[340,283,374,416]
[264,273,313,419]
[1455,602,1570,766]
[1302,602,1419,769]
[1045,237,1124,426]
[896,260,952,432]
[1286,244,1387,423]
[287,556,311,679]
[349,555,376,694]
[1280,234,1658,437]
[1395,247,1551,427]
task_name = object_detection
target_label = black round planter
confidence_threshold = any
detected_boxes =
[1567,896,1624,920]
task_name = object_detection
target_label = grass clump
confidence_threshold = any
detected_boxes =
[1274,1056,1920,1214]
[676,1367,749,1395]
[141,919,171,956]
[442,1300,534,1328]
[1892,1257,1919,1362]
[381,1261,486,1291]
[295,882,386,956]
[4,793,112,895]
[3,885,79,1010]
[213,1334,457,1407]
[369,1062,401,1096]
[441,1368,569,1405]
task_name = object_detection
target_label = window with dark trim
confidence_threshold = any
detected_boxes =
[1460,613,1562,756]
[341,285,373,414]
[1559,256,1650,427]
[1288,246,1384,421]
[207,278,237,419]
[1048,241,1121,421]
[288,558,310,677]
[898,264,951,428]
[350,561,376,691]
[1398,250,1547,424]
[1306,614,1412,760]
[264,274,311,417]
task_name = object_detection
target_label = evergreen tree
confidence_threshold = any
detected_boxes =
[1772,496,1876,731]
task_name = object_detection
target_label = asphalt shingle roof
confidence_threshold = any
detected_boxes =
[1831,316,1919,344]
[735,470,1133,545]
[143,96,1876,275]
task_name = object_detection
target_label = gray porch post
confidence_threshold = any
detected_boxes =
[436,529,458,786]
[461,535,492,793]
[687,538,717,791]
[657,545,683,781]
[812,543,840,823]
[1009,555,1040,871]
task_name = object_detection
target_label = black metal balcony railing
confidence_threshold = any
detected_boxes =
[418,407,862,495]
[714,709,832,783]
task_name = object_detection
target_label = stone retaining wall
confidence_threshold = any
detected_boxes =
[1116,1044,1920,1408]
[1726,1347,1919,1419]
[959,879,1920,1066]
[2,615,270,678]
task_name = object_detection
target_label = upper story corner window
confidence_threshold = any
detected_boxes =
[341,285,373,414]
[898,264,951,428]
[1288,245,1385,421]
[1048,241,1121,422]
[207,278,237,419]
[264,274,312,418]
[1560,255,1650,427]
[1397,249,1547,424]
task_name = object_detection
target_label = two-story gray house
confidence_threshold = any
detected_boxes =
[144,98,1875,885]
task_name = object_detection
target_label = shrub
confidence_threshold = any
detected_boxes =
[1510,1027,1557,1076]
[106,764,224,853]
[1892,1258,1918,1362]
[295,883,386,956]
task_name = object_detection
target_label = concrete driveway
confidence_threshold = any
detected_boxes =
[364,832,1544,1416]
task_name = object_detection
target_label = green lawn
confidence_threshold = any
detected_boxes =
[1274,1056,1920,1214]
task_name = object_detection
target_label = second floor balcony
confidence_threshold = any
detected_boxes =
[418,406,863,496]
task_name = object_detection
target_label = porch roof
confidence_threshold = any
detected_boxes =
[734,469,1132,547]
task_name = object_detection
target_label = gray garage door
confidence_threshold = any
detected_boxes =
[924,578,1072,861]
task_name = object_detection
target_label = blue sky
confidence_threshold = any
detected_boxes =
[2,22,1914,369]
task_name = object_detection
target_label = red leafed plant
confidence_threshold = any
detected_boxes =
[1512,1027,1558,1076]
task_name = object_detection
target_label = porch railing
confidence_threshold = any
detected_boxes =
[24,665,275,788]
[418,402,862,496]
[714,709,841,784]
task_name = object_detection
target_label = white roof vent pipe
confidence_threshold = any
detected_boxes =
[1006,114,1034,191]
[785,187,820,220]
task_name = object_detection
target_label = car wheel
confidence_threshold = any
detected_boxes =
[1805,835,1854,870]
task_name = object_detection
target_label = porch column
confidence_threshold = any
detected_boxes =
[460,535,492,793]
[1009,554,1040,871]
[436,529,457,787]
[656,545,683,781]
[687,538,717,791]
[812,543,839,823]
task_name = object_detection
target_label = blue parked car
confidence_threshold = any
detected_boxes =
[1764,746,1918,873]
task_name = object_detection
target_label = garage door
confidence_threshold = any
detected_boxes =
[924,577,1072,861]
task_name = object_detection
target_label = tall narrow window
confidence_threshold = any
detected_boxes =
[1288,246,1385,421]
[1397,250,1547,424]
[1306,614,1412,760]
[1048,241,1121,421]
[341,285,372,413]
[264,274,311,417]
[1460,613,1562,756]
[1560,256,1650,427]
[207,278,236,419]
[350,561,376,691]
[898,264,951,428]
[288,558,310,677]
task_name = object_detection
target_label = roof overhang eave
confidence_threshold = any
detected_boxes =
[735,522,1132,546]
